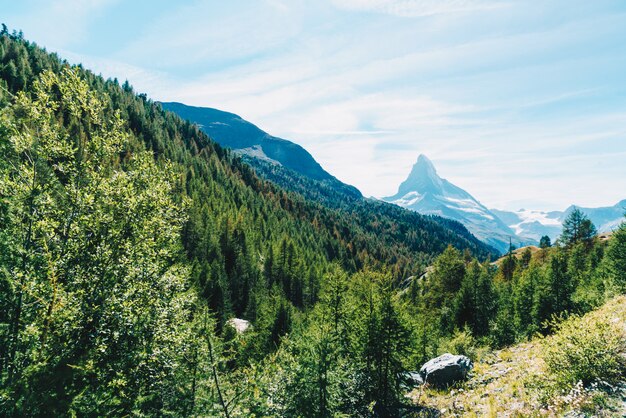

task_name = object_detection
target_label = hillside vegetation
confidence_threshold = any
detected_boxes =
[410,295,626,417]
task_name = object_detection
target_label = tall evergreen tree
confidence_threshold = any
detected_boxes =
[454,261,496,337]
[354,272,412,416]
[560,208,597,247]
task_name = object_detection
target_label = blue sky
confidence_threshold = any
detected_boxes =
[4,0,626,211]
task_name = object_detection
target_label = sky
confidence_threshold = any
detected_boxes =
[3,0,626,211]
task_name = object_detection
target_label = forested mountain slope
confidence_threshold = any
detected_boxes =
[160,102,354,188]
[0,29,494,416]
[162,102,490,260]
[162,101,364,202]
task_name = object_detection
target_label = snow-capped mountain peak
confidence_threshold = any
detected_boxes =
[395,154,443,197]
[383,155,528,253]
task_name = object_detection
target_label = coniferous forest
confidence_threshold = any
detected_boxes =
[1,28,626,417]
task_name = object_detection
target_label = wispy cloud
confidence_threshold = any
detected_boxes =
[330,0,508,17]
[5,0,120,49]
[115,0,307,70]
[4,0,626,211]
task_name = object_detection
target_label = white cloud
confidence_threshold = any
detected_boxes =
[116,0,306,69]
[6,0,120,49]
[330,0,508,17]
[59,50,175,95]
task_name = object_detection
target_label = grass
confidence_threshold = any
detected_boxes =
[407,295,626,417]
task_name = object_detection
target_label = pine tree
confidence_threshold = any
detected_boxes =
[539,235,551,249]
[270,301,291,347]
[355,272,412,416]
[453,261,492,335]
[560,208,597,247]
[513,263,540,336]
[425,245,466,308]
[550,249,573,315]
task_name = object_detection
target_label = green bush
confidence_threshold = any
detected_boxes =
[440,327,478,359]
[542,313,626,390]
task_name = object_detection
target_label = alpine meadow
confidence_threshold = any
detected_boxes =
[1,3,626,417]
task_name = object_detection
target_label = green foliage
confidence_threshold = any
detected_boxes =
[439,327,479,359]
[453,261,496,337]
[513,263,541,336]
[607,221,626,291]
[354,272,413,415]
[490,281,516,346]
[268,269,356,417]
[245,157,498,278]
[519,247,532,269]
[0,68,200,416]
[499,250,517,281]
[253,270,414,417]
[542,313,626,390]
[423,245,466,314]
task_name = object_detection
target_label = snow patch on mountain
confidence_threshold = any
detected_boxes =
[492,201,626,242]
[508,209,562,237]
[391,191,423,207]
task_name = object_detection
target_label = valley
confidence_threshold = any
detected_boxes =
[1,7,625,417]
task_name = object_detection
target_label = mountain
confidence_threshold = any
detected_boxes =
[4,29,624,418]
[161,102,361,199]
[0,31,498,318]
[383,155,531,253]
[490,208,563,242]
[492,200,626,242]
[161,104,497,265]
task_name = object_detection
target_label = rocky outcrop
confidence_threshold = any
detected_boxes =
[414,353,473,388]
[227,318,251,334]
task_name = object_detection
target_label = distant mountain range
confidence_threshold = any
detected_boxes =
[383,155,625,252]
[492,201,626,242]
[162,102,624,254]
[382,155,531,253]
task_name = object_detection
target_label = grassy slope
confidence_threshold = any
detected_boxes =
[408,295,626,417]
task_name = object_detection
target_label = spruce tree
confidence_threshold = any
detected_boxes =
[560,208,597,247]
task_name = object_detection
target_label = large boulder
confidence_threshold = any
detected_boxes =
[417,353,473,388]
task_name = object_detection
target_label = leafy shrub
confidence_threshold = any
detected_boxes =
[542,313,625,390]
[440,327,478,359]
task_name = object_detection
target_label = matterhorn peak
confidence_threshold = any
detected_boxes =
[412,154,438,178]
[416,153,434,166]
[393,154,443,198]
[383,153,521,254]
